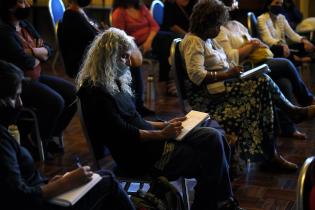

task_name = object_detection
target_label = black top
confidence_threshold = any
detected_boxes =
[58,10,98,78]
[0,20,52,72]
[0,124,46,210]
[162,0,197,32]
[78,83,165,174]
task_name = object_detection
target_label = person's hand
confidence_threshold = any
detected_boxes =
[226,66,243,79]
[35,38,44,47]
[49,175,63,183]
[249,39,261,49]
[302,39,315,52]
[169,116,187,124]
[251,38,268,48]
[31,47,49,61]
[161,121,183,139]
[281,44,290,57]
[140,40,153,54]
[64,166,93,188]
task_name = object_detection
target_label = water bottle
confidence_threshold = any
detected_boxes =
[8,124,20,145]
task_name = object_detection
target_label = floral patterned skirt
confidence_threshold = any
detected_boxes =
[186,75,276,159]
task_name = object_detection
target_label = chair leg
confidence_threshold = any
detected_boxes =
[51,51,59,75]
[180,177,190,210]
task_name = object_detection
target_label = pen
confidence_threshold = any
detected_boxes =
[74,155,82,168]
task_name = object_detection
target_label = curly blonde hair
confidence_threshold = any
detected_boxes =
[76,28,137,96]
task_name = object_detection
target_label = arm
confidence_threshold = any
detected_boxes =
[0,27,38,71]
[257,13,281,46]
[170,25,187,36]
[282,15,303,43]
[140,6,160,54]
[130,47,143,67]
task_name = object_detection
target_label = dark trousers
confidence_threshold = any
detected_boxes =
[152,31,177,82]
[47,170,135,210]
[157,127,233,210]
[265,58,314,134]
[21,75,77,141]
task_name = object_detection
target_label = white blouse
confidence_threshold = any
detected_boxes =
[257,12,303,46]
[215,20,252,65]
[180,33,229,85]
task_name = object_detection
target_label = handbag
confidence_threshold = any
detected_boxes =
[248,47,274,64]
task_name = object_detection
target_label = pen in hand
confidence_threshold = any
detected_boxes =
[74,155,82,168]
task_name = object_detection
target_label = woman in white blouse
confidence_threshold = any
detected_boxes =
[257,0,314,63]
[181,0,315,171]
[215,0,315,139]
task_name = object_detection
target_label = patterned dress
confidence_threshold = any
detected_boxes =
[181,34,288,159]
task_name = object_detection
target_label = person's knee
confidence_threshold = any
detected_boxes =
[198,127,225,149]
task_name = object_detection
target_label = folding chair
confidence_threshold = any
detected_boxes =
[48,0,66,74]
[296,156,315,210]
[247,12,259,38]
[77,97,190,210]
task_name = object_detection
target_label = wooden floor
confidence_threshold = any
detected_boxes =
[38,62,315,210]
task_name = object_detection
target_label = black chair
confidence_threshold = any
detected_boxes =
[17,108,45,161]
[77,98,190,210]
[296,156,315,210]
[247,12,259,38]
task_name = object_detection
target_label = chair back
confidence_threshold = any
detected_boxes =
[150,0,164,26]
[247,12,259,38]
[297,156,315,210]
[48,0,65,32]
[170,38,191,114]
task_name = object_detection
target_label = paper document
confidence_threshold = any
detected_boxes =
[49,173,102,207]
[175,110,210,141]
[240,64,270,79]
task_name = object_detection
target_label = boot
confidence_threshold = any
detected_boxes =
[263,149,298,171]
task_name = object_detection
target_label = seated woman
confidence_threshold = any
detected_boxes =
[180,0,315,171]
[0,0,77,155]
[257,0,315,64]
[59,0,152,116]
[0,60,136,210]
[77,27,244,210]
[162,0,197,37]
[215,0,315,139]
[112,0,176,95]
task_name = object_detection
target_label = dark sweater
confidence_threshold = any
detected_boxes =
[58,10,98,78]
[0,20,52,72]
[78,83,165,174]
[162,0,196,32]
[0,124,46,210]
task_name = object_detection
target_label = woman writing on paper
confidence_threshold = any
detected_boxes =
[215,0,315,139]
[0,60,135,210]
[180,0,315,171]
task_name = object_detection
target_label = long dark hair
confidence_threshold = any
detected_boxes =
[113,0,141,9]
[261,0,273,13]
[0,0,18,22]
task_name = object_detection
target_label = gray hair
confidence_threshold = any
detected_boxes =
[76,27,137,96]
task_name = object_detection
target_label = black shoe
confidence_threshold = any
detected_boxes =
[219,198,245,210]
[137,106,155,117]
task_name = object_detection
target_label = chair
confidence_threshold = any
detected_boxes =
[150,0,164,26]
[296,156,315,210]
[77,97,190,210]
[48,0,66,74]
[247,12,259,38]
[18,108,45,161]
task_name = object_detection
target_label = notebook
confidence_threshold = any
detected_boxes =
[49,173,102,207]
[240,64,270,79]
[175,110,210,141]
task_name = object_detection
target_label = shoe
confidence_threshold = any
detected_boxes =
[280,130,307,140]
[218,198,245,210]
[288,105,315,123]
[137,106,155,117]
[267,154,298,171]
